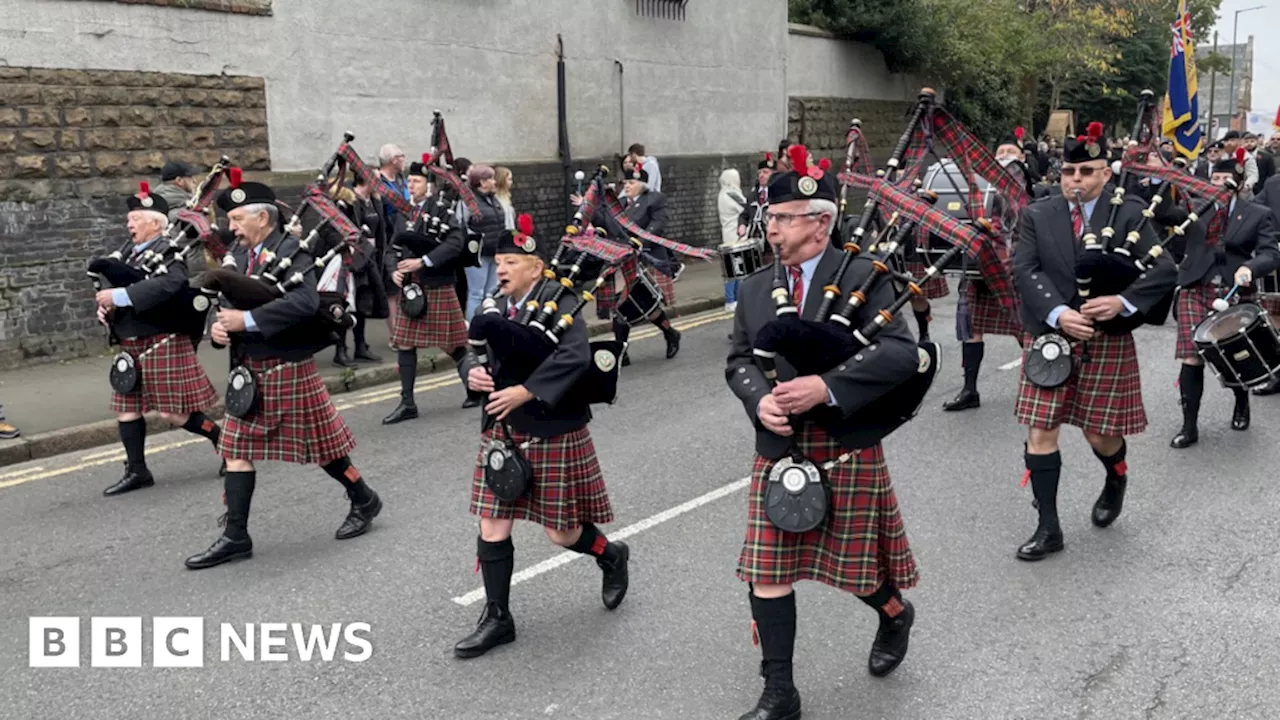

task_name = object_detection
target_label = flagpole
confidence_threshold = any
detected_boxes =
[1228,5,1266,133]
[1208,30,1218,138]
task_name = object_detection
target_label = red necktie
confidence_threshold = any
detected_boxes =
[508,303,517,320]
[790,266,804,308]
[247,247,259,274]
[758,186,767,205]
[1071,205,1084,239]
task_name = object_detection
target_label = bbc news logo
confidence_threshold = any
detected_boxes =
[29,617,372,667]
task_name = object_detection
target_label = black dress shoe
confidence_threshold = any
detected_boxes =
[664,329,681,359]
[621,352,631,368]
[1170,429,1198,449]
[333,347,356,368]
[461,394,481,409]
[184,534,253,570]
[738,685,801,720]
[1016,526,1065,561]
[599,542,630,610]
[1232,403,1250,431]
[453,603,516,659]
[335,492,382,540]
[353,345,382,363]
[942,389,980,411]
[868,600,914,677]
[1091,477,1127,528]
[381,401,418,425]
[103,466,155,496]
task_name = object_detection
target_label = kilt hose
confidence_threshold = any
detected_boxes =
[967,281,1022,338]
[1014,332,1147,437]
[389,287,468,351]
[737,424,918,596]
[904,259,950,300]
[218,356,356,465]
[469,425,613,532]
[109,333,219,416]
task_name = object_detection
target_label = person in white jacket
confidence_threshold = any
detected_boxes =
[717,168,747,312]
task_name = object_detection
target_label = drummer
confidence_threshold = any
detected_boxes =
[1169,148,1280,448]
[721,154,776,318]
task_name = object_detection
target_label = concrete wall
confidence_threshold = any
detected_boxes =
[0,0,788,169]
[786,24,919,103]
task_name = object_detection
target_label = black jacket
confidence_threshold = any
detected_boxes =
[111,238,195,341]
[222,230,323,361]
[386,198,469,290]
[1174,197,1280,287]
[593,189,672,263]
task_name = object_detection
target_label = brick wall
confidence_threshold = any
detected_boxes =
[65,0,272,15]
[788,97,916,158]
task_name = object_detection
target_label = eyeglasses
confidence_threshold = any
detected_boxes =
[1061,165,1101,178]
[764,211,824,226]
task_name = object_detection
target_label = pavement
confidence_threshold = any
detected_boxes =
[0,261,730,467]
[3,290,1280,719]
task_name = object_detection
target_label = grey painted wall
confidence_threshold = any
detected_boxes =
[0,0,793,169]
[785,24,921,102]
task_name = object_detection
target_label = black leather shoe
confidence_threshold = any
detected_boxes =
[103,466,155,496]
[942,389,980,411]
[1232,403,1250,431]
[381,401,418,425]
[461,394,481,409]
[184,534,253,569]
[664,329,681,359]
[335,492,382,540]
[1253,378,1280,396]
[453,603,516,659]
[1016,526,1064,561]
[1170,429,1198,449]
[353,345,382,363]
[621,352,631,368]
[599,541,630,610]
[737,684,801,720]
[333,346,356,368]
[1091,477,1127,528]
[868,600,914,677]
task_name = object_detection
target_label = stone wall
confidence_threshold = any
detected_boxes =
[787,97,918,157]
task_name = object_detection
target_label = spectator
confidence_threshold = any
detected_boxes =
[377,144,409,230]
[450,157,474,313]
[0,403,19,441]
[155,161,195,214]
[1222,131,1259,195]
[717,168,747,312]
[454,164,506,318]
[1246,132,1275,187]
[627,143,661,192]
[494,166,516,229]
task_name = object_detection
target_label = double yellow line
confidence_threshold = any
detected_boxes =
[0,310,731,491]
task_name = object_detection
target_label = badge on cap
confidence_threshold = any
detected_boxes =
[141,196,154,208]
[520,236,537,253]
[1086,142,1101,159]
[230,188,246,203]
[797,176,818,196]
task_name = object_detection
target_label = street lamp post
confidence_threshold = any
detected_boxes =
[1227,5,1265,132]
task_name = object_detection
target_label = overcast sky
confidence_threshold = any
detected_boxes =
[1209,0,1278,114]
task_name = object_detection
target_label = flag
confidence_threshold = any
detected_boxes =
[1274,104,1280,131]
[1162,0,1202,159]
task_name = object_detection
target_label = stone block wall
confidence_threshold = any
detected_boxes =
[788,97,917,158]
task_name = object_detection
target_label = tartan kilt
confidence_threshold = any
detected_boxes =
[967,282,1022,338]
[593,272,620,314]
[1014,332,1147,437]
[594,263,676,315]
[737,424,919,596]
[1260,294,1280,318]
[904,260,950,299]
[470,425,613,531]
[109,333,218,415]
[1174,284,1223,360]
[389,286,468,351]
[218,357,356,465]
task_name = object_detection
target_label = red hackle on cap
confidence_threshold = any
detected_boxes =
[818,157,832,171]
[1014,126,1025,141]
[1235,147,1247,164]
[138,181,150,196]
[764,151,773,162]
[787,144,809,176]
[422,152,431,164]
[1086,122,1104,141]
[517,213,534,236]
[228,167,243,188]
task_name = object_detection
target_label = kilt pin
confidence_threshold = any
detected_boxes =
[737,424,918,596]
[218,356,356,465]
[109,333,219,415]
[1014,332,1147,437]
[469,426,613,531]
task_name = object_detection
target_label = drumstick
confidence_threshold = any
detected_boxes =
[1212,283,1241,313]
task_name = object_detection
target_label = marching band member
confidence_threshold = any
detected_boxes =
[1011,125,1177,561]
[186,176,383,570]
[453,220,630,659]
[94,184,224,496]
[382,157,472,424]
[727,152,919,719]
[1170,149,1280,447]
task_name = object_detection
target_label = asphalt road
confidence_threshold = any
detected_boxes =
[2,300,1279,720]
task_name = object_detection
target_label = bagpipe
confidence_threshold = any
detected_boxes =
[317,132,416,219]
[87,157,233,345]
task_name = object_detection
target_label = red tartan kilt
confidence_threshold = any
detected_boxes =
[1174,284,1223,360]
[469,425,613,531]
[737,425,918,596]
[219,357,356,465]
[109,333,218,415]
[389,286,468,351]
[967,282,1022,337]
[904,260,949,299]
[593,273,620,314]
[1260,294,1280,318]
[1014,332,1147,437]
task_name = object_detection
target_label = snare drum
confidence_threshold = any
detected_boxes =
[1193,302,1280,389]
[720,241,764,280]
[616,268,663,326]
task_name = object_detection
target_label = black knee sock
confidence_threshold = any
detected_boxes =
[397,349,417,403]
[749,591,797,689]
[1233,387,1250,413]
[181,412,221,446]
[913,308,930,338]
[859,582,907,622]
[321,456,374,504]
[353,315,368,349]
[1092,439,1127,482]
[222,470,255,540]
[478,536,515,613]
[117,418,147,470]
[1026,449,1062,531]
[652,312,673,333]
[961,341,985,393]
[1179,364,1204,432]
[612,317,631,346]
[567,523,621,565]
